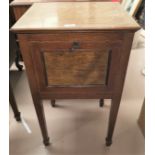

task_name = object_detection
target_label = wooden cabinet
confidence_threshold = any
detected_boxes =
[11,2,140,146]
[11,5,29,20]
[19,32,123,98]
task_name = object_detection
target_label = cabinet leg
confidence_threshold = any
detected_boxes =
[106,96,121,146]
[51,99,56,107]
[19,38,50,146]
[15,50,23,71]
[33,98,50,146]
[99,98,104,107]
[9,83,21,122]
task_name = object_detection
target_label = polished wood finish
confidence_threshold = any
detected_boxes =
[42,46,109,86]
[11,0,111,6]
[12,5,30,20]
[11,2,140,146]
[10,0,23,71]
[9,8,21,121]
[12,2,139,31]
[10,0,112,21]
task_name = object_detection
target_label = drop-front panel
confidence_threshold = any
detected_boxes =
[11,2,140,146]
[43,48,109,86]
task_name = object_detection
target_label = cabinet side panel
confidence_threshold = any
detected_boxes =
[13,6,30,21]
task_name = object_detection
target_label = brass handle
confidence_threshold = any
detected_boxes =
[70,42,80,52]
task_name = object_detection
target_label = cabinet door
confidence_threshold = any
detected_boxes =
[43,49,109,86]
[30,41,121,94]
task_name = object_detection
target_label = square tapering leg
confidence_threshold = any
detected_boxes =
[51,99,56,107]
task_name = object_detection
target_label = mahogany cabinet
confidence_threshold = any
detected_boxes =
[11,2,140,146]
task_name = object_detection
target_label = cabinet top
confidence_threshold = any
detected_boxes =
[11,2,140,32]
[10,0,111,6]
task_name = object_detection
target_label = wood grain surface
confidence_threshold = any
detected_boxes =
[14,2,139,146]
[10,0,112,6]
[11,2,140,32]
[44,49,109,85]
